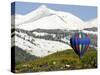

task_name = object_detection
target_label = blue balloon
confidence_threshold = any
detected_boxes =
[70,32,90,58]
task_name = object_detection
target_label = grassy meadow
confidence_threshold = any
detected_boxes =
[15,48,97,73]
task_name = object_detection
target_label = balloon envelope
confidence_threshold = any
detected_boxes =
[70,32,90,57]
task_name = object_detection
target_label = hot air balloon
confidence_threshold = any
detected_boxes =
[70,32,90,58]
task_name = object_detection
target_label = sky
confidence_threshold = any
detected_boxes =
[11,2,97,21]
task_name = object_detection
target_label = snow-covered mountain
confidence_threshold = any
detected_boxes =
[84,18,98,29]
[11,5,97,57]
[12,36,71,57]
[12,5,86,30]
[11,29,72,57]
[82,18,97,35]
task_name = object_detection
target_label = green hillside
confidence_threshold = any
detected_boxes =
[12,46,38,64]
[15,48,97,73]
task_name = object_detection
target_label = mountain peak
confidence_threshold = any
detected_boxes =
[39,5,47,9]
[37,5,49,11]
